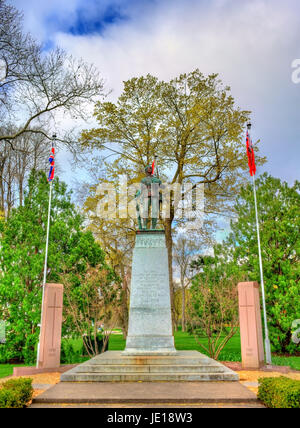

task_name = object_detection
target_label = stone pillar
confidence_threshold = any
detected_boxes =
[238,282,264,369]
[124,231,176,355]
[37,283,64,369]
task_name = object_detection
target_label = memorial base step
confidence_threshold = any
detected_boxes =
[60,351,239,382]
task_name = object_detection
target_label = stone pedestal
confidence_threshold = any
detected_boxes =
[37,283,64,369]
[124,231,176,355]
[238,282,264,369]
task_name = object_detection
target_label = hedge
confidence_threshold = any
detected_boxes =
[0,378,33,408]
[258,376,300,408]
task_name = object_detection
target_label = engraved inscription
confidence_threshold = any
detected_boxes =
[48,348,56,356]
[246,347,253,357]
[134,272,167,284]
[138,287,164,305]
[133,271,167,306]
[136,235,165,248]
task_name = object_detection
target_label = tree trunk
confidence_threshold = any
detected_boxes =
[0,178,4,213]
[19,180,23,206]
[181,284,186,332]
[164,217,175,332]
[0,160,6,213]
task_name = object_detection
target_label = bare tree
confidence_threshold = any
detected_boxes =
[188,273,240,360]
[173,234,202,331]
[63,265,121,358]
[0,125,50,214]
[0,0,104,150]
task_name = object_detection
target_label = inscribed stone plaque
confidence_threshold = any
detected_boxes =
[238,282,264,369]
[37,283,63,369]
[124,231,176,355]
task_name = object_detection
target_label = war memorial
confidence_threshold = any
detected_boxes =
[58,164,237,384]
[13,163,263,406]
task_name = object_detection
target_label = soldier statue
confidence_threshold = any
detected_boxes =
[135,164,163,230]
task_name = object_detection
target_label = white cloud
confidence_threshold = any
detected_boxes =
[51,0,299,102]
[10,0,79,40]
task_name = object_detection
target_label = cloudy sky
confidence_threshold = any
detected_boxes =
[10,0,300,187]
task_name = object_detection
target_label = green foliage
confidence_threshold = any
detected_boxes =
[188,249,240,359]
[0,378,33,408]
[63,261,120,358]
[258,377,300,408]
[226,173,300,354]
[0,170,115,363]
[82,70,260,184]
[60,340,84,364]
[60,335,109,364]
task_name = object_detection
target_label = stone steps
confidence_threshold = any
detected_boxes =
[61,372,239,382]
[60,351,239,382]
[73,364,226,374]
[81,357,212,365]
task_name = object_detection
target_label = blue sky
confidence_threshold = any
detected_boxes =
[44,0,128,36]
[9,0,300,191]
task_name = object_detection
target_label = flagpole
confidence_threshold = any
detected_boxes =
[42,181,53,285]
[154,154,158,177]
[36,134,55,367]
[247,123,272,365]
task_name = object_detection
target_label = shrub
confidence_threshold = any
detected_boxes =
[258,376,300,408]
[0,378,33,408]
[23,336,38,365]
[0,344,8,363]
[60,340,83,364]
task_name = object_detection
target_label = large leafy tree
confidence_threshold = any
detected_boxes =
[226,173,300,354]
[0,170,115,363]
[81,70,265,323]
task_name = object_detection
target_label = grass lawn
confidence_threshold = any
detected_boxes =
[108,330,242,359]
[0,364,27,379]
[0,364,14,379]
[1,331,299,379]
[107,330,300,370]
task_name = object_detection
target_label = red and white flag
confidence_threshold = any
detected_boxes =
[151,158,155,176]
[48,147,55,181]
[246,131,256,176]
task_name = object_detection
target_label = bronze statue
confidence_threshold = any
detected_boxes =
[135,164,163,230]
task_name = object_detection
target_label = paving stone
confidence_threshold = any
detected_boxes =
[32,381,258,405]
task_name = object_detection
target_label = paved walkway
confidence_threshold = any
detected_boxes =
[30,381,263,408]
[30,402,265,408]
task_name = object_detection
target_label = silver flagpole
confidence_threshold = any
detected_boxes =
[36,134,55,367]
[247,123,272,365]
